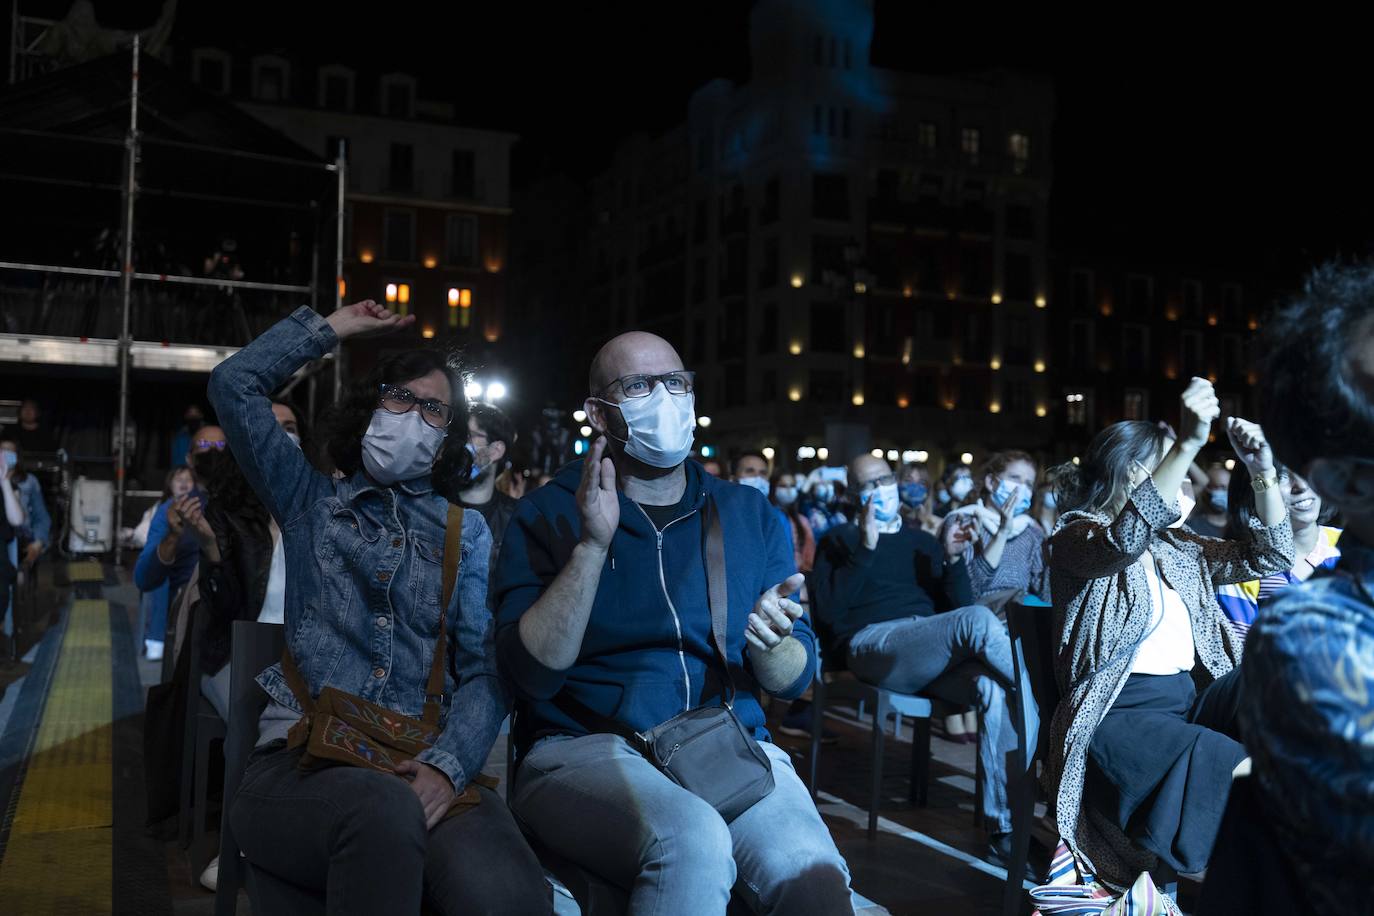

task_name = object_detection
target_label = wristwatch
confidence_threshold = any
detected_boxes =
[1251,472,1280,492]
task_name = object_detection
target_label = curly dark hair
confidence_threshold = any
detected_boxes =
[314,349,472,501]
[1260,261,1374,472]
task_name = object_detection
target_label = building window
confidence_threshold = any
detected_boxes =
[812,173,849,221]
[192,49,230,94]
[383,209,415,262]
[1070,320,1094,367]
[961,127,981,161]
[918,121,938,150]
[388,143,414,192]
[1124,389,1148,421]
[1181,330,1204,376]
[757,302,778,354]
[1127,274,1154,316]
[320,69,353,110]
[451,149,475,198]
[1182,278,1203,320]
[1221,283,1242,324]
[758,237,779,289]
[444,214,478,267]
[1006,204,1033,240]
[810,302,847,353]
[253,60,287,102]
[1008,132,1030,174]
[1222,334,1242,378]
[1005,253,1032,301]
[810,369,846,403]
[382,76,414,118]
[1123,324,1150,374]
[760,177,780,225]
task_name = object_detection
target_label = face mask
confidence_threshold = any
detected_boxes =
[361,408,446,485]
[869,483,901,523]
[993,478,1033,516]
[464,441,490,482]
[813,483,835,504]
[1171,490,1196,528]
[738,476,770,497]
[950,477,974,501]
[600,385,695,469]
[937,488,950,504]
[285,431,302,449]
[774,486,798,507]
[899,482,928,508]
[1208,488,1228,512]
[1042,490,1057,510]
[1,451,17,470]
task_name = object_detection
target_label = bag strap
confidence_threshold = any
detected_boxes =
[700,495,735,706]
[280,504,464,727]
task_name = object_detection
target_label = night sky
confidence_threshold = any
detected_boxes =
[16,2,1374,290]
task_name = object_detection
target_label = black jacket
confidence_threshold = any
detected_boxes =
[199,497,274,672]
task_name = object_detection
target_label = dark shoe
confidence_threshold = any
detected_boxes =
[777,701,839,744]
[987,831,1040,883]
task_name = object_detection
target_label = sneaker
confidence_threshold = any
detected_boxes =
[199,855,219,892]
[145,640,164,661]
[777,701,839,744]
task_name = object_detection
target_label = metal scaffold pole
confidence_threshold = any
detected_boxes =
[113,35,139,566]
[333,143,346,401]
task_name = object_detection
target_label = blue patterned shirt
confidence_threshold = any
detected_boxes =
[1239,534,1374,916]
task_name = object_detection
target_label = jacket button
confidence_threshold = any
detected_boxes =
[372,667,386,678]
[377,571,390,582]
[392,538,402,548]
[377,616,389,627]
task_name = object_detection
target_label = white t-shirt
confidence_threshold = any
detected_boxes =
[1130,549,1196,675]
[256,523,286,625]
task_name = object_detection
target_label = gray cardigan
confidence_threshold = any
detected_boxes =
[1045,477,1293,894]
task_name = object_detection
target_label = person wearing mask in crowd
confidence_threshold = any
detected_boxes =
[0,452,27,658]
[170,404,206,472]
[811,453,1032,870]
[1045,378,1293,901]
[134,426,227,661]
[210,300,547,915]
[800,471,848,540]
[496,331,851,915]
[898,461,941,535]
[733,451,797,561]
[1186,462,1232,537]
[3,399,59,455]
[772,471,815,575]
[458,403,519,562]
[1227,264,1374,916]
[1,441,51,571]
[1215,463,1340,644]
[934,463,975,514]
[945,451,1050,606]
[1031,480,1060,537]
[135,468,192,662]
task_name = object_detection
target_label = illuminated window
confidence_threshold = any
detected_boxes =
[961,127,981,161]
[1123,389,1148,421]
[1008,132,1030,174]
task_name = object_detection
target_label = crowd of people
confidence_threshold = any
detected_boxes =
[115,259,1371,916]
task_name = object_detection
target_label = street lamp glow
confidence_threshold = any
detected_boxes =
[914,450,929,463]
[790,275,804,289]
[573,409,587,423]
[761,447,775,460]
[464,381,484,400]
[698,416,712,428]
[1224,458,1236,471]
[817,447,829,461]
[886,450,899,462]
[485,381,508,400]
[961,452,974,465]
[870,449,884,459]
[579,425,592,438]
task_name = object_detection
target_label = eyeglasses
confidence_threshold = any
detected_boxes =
[600,370,696,400]
[194,439,227,451]
[379,384,454,429]
[857,473,897,495]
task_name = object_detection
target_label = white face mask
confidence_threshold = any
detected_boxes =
[361,409,446,485]
[601,385,696,469]
[285,431,302,449]
[950,477,974,501]
[871,483,901,523]
[774,486,798,506]
[737,476,770,497]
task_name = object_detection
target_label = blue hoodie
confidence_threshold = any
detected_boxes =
[495,458,817,755]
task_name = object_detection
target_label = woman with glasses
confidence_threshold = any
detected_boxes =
[208,301,548,915]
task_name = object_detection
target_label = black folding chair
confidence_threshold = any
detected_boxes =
[180,601,227,882]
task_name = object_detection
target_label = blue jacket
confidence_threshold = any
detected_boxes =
[495,458,818,755]
[134,495,202,595]
[16,475,50,548]
[208,306,506,791]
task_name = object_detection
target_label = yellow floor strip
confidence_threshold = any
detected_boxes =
[0,599,113,913]
[66,562,105,584]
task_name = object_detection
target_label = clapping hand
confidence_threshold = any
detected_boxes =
[746,573,806,653]
[577,436,620,550]
[942,516,978,559]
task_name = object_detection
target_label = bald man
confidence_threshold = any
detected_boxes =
[495,332,852,914]
[811,453,1038,873]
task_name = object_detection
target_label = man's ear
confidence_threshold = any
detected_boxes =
[1308,457,1374,514]
[584,397,605,433]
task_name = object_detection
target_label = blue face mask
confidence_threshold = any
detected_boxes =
[1,451,16,470]
[899,482,928,508]
[464,441,487,482]
[993,478,1032,516]
[812,483,834,504]
[1207,489,1228,512]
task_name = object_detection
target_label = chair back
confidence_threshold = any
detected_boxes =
[214,621,284,916]
[1005,600,1059,760]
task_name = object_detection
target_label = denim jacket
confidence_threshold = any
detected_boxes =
[208,306,506,790]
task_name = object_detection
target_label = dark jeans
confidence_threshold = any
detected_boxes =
[231,743,551,916]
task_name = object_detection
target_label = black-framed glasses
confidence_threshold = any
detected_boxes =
[378,384,454,429]
[194,438,227,451]
[600,370,696,400]
[857,473,897,495]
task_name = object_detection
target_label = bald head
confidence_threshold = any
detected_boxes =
[848,454,891,491]
[589,331,684,396]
